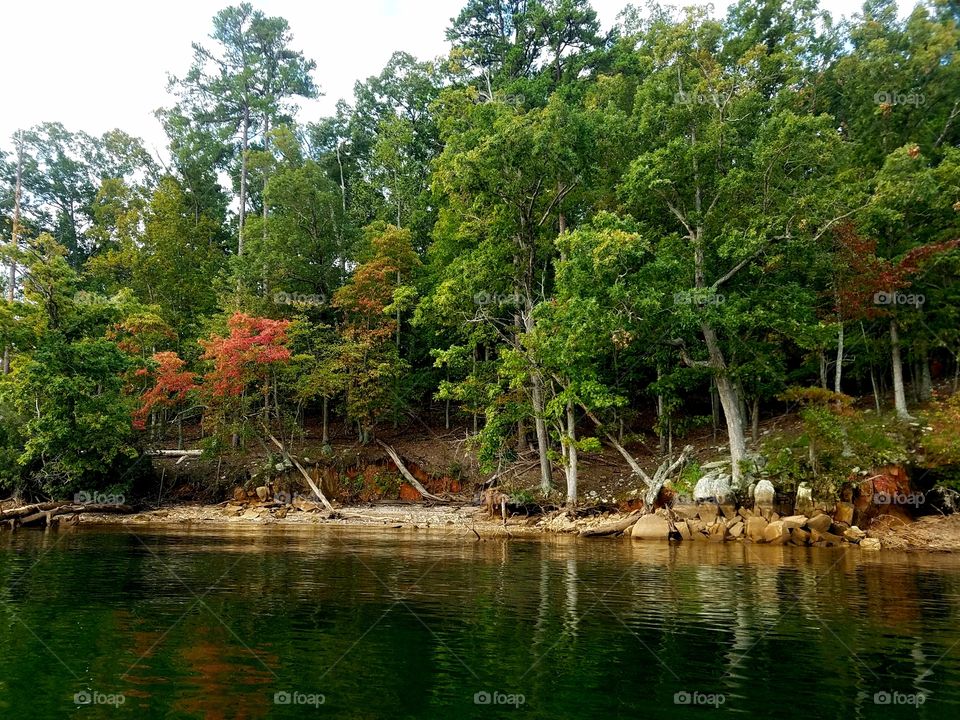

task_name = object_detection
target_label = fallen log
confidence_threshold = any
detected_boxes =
[266,433,335,512]
[376,440,445,502]
[0,502,63,520]
[11,503,134,528]
[579,511,641,537]
[146,449,202,457]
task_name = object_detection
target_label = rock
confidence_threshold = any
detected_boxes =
[762,520,789,545]
[834,502,854,525]
[677,521,692,540]
[810,529,844,547]
[672,503,699,519]
[781,515,808,529]
[729,521,744,538]
[753,479,775,508]
[860,537,882,551]
[719,502,737,520]
[790,527,810,546]
[725,515,742,529]
[255,486,269,501]
[694,473,732,503]
[232,487,248,501]
[746,516,769,541]
[631,514,671,540]
[738,507,754,519]
[686,519,708,540]
[708,520,728,542]
[697,502,719,524]
[843,526,866,543]
[700,460,731,470]
[806,513,833,534]
[795,482,814,516]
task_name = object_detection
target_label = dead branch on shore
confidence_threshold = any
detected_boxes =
[266,432,335,512]
[1,502,134,530]
[376,440,446,502]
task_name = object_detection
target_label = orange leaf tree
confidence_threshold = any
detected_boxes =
[199,312,292,443]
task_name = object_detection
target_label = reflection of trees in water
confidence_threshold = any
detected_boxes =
[4,531,960,716]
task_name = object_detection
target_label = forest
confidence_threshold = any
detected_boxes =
[1,0,960,510]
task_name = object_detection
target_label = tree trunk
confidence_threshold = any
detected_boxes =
[238,105,250,256]
[819,348,828,389]
[919,345,933,402]
[890,319,912,420]
[530,372,552,494]
[565,399,577,506]
[3,133,23,375]
[262,113,270,243]
[700,322,747,489]
[322,396,329,445]
[834,324,844,393]
[751,397,760,444]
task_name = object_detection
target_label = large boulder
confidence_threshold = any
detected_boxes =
[694,472,732,503]
[794,482,814,516]
[753,479,775,508]
[806,513,833,534]
[631,514,671,540]
[762,520,789,545]
[746,516,769,541]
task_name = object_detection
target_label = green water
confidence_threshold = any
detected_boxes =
[1,526,959,718]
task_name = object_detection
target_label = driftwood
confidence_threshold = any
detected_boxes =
[579,510,642,537]
[266,433,335,512]
[147,449,202,457]
[2,503,134,529]
[376,440,445,502]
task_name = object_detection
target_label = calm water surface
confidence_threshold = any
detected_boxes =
[1,525,960,718]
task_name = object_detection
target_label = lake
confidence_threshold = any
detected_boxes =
[1,525,959,718]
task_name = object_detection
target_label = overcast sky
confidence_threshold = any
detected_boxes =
[1,0,878,157]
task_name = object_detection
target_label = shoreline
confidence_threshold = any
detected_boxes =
[67,501,960,551]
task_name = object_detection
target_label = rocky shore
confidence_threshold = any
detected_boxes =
[70,492,960,552]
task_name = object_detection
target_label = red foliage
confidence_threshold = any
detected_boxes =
[199,313,292,398]
[133,351,198,430]
[833,223,959,320]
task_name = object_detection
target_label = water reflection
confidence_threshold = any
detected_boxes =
[1,527,960,718]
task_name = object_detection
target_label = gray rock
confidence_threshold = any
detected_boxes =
[694,472,732,503]
[753,479,775,507]
[795,482,814,515]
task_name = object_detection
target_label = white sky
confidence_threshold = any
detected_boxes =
[0,0,874,158]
